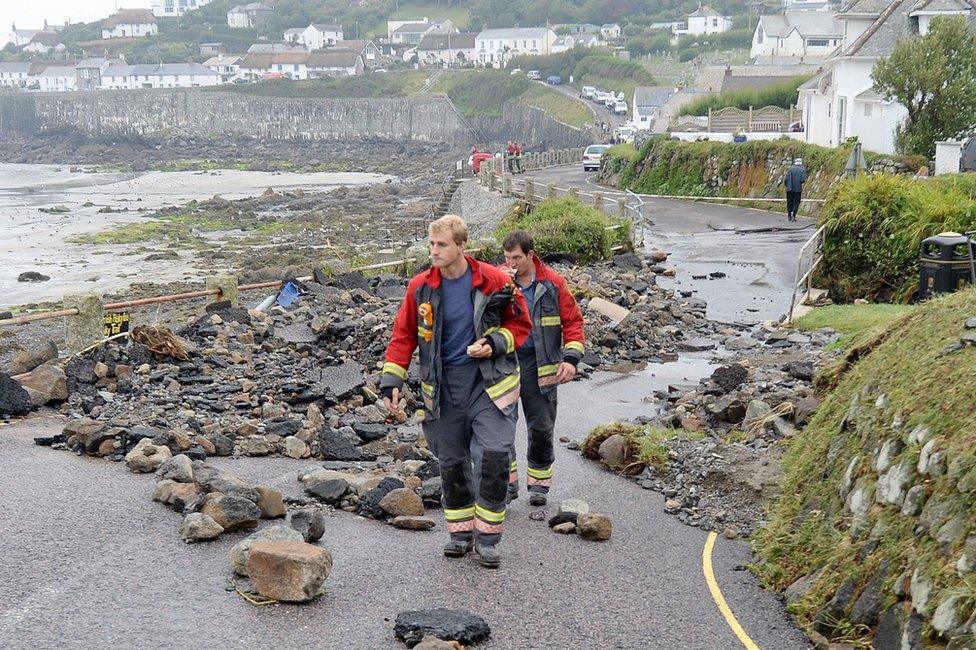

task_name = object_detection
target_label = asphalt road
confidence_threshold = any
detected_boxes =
[0,359,807,649]
[524,166,816,325]
[538,81,628,131]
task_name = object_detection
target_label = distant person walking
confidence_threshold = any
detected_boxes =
[784,157,807,222]
[514,142,524,174]
[505,141,517,173]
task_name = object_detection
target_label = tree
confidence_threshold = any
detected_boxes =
[872,16,976,158]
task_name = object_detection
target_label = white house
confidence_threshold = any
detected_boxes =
[301,23,344,50]
[632,86,678,130]
[334,40,382,68]
[475,28,557,66]
[675,5,734,36]
[601,23,622,39]
[238,51,362,80]
[36,65,77,92]
[417,32,477,66]
[101,9,158,39]
[203,54,243,81]
[10,27,41,47]
[551,33,601,53]
[23,32,63,54]
[799,0,976,155]
[150,0,214,18]
[751,11,843,60]
[0,62,31,88]
[227,3,274,29]
[100,63,220,89]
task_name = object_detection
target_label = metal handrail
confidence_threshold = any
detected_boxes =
[785,224,826,323]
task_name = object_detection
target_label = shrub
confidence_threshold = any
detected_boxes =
[819,172,976,302]
[495,197,628,263]
[678,75,813,116]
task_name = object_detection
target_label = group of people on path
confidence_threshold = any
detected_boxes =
[504,141,526,174]
[380,215,585,569]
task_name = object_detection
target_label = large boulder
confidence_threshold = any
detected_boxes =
[246,540,333,603]
[16,365,68,407]
[124,438,173,473]
[7,340,58,375]
[229,524,305,576]
[0,373,33,417]
[255,486,286,519]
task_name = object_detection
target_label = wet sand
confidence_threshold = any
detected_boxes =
[0,164,392,309]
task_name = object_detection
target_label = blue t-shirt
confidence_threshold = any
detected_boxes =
[440,267,476,366]
[518,280,537,351]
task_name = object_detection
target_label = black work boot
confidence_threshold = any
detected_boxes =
[443,538,473,558]
[506,486,519,503]
[529,492,547,507]
[474,543,501,569]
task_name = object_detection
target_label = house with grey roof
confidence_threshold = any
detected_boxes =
[23,31,64,54]
[475,27,557,65]
[76,58,123,91]
[101,9,158,39]
[632,86,678,130]
[751,10,843,61]
[417,32,477,66]
[10,28,41,47]
[799,0,976,154]
[675,4,734,36]
[227,3,274,29]
[100,62,220,89]
[36,65,77,92]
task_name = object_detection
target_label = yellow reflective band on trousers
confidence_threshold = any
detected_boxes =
[541,315,561,326]
[565,341,584,353]
[486,371,520,399]
[537,363,558,377]
[444,506,475,521]
[382,362,408,380]
[527,466,554,479]
[421,382,435,397]
[475,504,505,523]
[510,460,518,471]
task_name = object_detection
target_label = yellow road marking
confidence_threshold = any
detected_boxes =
[702,532,761,650]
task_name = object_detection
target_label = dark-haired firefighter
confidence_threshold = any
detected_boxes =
[500,230,585,506]
[380,215,531,569]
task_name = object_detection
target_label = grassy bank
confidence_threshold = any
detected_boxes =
[756,288,976,647]
[216,71,428,99]
[435,70,592,127]
[793,303,917,351]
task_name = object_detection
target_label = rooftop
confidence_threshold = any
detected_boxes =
[102,8,156,29]
[758,11,844,38]
[477,27,553,39]
[840,0,975,57]
[418,32,477,50]
[634,86,678,108]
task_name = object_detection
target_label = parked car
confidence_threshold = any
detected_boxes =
[546,75,562,85]
[581,144,609,172]
[527,70,542,80]
[510,68,522,75]
[580,85,596,99]
[603,96,617,109]
[615,126,635,142]
[613,100,628,115]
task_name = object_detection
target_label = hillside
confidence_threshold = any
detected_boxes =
[757,289,976,647]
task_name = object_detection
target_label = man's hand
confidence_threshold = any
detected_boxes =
[556,361,576,384]
[382,387,400,414]
[466,338,493,359]
[499,264,517,280]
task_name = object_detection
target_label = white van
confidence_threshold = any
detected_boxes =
[581,85,596,99]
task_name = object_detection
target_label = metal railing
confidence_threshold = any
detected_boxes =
[785,224,826,323]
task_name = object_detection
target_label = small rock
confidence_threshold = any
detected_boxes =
[598,434,627,469]
[723,526,740,540]
[559,499,590,516]
[576,513,612,541]
[553,522,576,534]
[289,507,326,543]
[180,513,223,542]
[306,477,349,504]
[156,454,194,483]
[124,438,172,473]
[392,516,436,531]
[17,271,50,283]
[664,499,681,514]
[284,436,309,459]
[201,493,261,532]
[256,486,286,519]
[379,488,425,517]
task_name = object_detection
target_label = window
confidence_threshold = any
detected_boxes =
[757,27,763,44]
[864,103,872,117]
[807,39,830,47]
[713,18,718,27]
[837,97,846,142]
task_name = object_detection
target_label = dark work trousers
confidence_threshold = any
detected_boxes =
[422,361,517,546]
[786,191,802,220]
[509,349,557,496]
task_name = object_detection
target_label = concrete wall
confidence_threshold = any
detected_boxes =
[0,89,592,148]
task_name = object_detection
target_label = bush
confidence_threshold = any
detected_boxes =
[495,198,628,263]
[819,173,976,302]
[678,75,813,115]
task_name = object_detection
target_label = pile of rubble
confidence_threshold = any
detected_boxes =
[588,326,838,536]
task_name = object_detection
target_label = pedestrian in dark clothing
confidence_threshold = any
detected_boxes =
[784,157,807,221]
